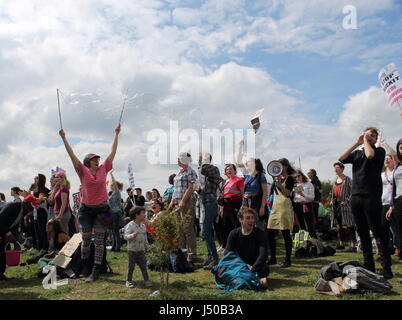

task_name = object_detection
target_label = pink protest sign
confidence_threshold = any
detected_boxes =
[379,63,402,115]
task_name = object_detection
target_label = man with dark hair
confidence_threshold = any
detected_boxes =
[162,174,176,205]
[338,127,393,278]
[123,188,135,217]
[225,208,269,287]
[198,153,221,269]
[134,188,146,207]
[0,196,35,280]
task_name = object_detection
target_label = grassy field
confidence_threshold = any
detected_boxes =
[1,238,402,300]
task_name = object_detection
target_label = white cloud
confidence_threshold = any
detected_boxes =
[0,1,400,200]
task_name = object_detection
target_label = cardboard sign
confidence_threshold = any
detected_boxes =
[378,63,402,107]
[51,233,82,269]
[128,163,135,189]
[250,108,265,133]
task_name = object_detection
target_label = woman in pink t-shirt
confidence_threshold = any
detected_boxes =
[59,124,121,282]
[52,171,72,235]
[220,164,244,249]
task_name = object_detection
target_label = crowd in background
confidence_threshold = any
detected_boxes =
[1,126,401,288]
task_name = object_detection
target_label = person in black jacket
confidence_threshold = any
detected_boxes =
[0,196,35,280]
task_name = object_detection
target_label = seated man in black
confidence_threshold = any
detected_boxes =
[225,207,269,287]
[0,195,36,280]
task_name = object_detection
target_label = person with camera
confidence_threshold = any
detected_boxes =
[339,127,393,279]
[267,158,296,268]
[59,124,121,282]
[197,153,221,270]
[293,170,317,238]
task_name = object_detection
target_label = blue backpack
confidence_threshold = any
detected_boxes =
[211,252,261,293]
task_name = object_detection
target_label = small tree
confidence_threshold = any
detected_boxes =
[148,210,181,290]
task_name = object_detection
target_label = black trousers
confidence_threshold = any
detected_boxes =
[351,195,391,270]
[255,263,269,279]
[36,209,49,251]
[267,229,292,262]
[293,202,317,238]
[222,200,241,249]
[0,236,6,276]
[392,198,402,257]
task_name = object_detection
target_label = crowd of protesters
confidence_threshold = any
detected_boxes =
[1,125,401,289]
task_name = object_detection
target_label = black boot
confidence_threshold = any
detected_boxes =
[80,259,91,277]
[363,253,375,273]
[85,264,100,283]
[379,267,393,279]
[280,258,291,268]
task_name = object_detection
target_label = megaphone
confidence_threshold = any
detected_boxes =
[267,160,283,177]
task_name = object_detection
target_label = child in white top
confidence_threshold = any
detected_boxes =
[124,206,152,288]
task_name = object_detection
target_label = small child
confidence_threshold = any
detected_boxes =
[124,206,152,288]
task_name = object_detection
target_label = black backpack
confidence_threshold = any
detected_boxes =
[168,249,194,273]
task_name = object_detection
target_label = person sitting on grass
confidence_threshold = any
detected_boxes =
[124,206,152,288]
[225,207,269,288]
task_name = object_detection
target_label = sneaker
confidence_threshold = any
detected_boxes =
[144,280,152,287]
[348,247,357,253]
[126,281,134,288]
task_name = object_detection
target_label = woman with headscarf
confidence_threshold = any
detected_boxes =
[59,124,121,282]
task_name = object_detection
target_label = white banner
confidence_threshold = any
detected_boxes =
[378,63,402,107]
[127,163,135,189]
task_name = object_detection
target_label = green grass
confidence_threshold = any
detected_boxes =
[1,238,402,300]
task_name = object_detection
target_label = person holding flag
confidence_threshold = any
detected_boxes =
[59,124,121,282]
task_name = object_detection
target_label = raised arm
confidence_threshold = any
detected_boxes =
[59,129,81,169]
[363,132,375,159]
[380,139,398,163]
[107,125,121,164]
[338,135,363,162]
[236,140,245,168]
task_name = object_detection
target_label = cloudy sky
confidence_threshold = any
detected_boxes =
[0,0,401,198]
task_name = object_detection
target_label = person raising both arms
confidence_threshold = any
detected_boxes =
[59,124,121,282]
[338,127,392,279]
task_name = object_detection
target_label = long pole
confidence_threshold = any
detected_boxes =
[118,88,129,125]
[57,88,63,129]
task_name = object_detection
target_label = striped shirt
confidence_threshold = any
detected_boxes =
[75,158,112,206]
